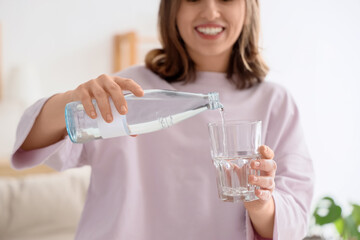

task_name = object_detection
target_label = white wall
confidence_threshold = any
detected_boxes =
[1,0,359,215]
[0,0,160,157]
[261,0,360,212]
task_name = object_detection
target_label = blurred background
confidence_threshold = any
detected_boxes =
[0,0,359,239]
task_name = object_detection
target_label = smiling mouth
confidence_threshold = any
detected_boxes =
[195,26,225,36]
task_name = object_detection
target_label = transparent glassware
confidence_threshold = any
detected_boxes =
[208,120,262,202]
[65,89,223,143]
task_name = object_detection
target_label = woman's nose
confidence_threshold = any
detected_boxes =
[200,0,221,20]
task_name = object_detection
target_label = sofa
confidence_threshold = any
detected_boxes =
[0,166,90,240]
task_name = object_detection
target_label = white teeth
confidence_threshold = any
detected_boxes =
[196,27,223,35]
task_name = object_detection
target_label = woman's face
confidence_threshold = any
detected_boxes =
[176,0,246,70]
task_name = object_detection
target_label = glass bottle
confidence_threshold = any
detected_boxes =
[65,89,223,143]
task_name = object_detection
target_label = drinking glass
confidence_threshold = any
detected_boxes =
[208,120,261,202]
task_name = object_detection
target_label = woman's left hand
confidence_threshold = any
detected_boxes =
[244,145,276,211]
[243,146,276,240]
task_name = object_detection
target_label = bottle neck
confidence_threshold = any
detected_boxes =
[207,92,223,110]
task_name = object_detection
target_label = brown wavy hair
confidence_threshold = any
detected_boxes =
[145,0,268,89]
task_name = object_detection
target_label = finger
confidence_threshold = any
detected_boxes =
[96,74,128,115]
[249,175,275,190]
[90,84,113,123]
[96,74,127,115]
[258,145,275,159]
[103,82,128,115]
[77,86,97,119]
[255,189,272,201]
[225,166,232,187]
[114,77,144,97]
[251,159,277,174]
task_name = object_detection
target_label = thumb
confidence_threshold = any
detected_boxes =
[258,145,274,159]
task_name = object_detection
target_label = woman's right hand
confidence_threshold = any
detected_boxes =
[70,74,144,123]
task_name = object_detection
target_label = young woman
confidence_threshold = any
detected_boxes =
[12,0,314,239]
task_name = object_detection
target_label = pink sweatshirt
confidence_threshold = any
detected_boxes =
[12,65,314,240]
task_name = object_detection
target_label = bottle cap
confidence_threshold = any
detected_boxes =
[207,92,224,110]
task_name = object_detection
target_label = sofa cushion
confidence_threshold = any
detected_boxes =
[0,166,90,240]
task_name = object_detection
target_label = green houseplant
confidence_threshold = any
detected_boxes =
[311,196,360,240]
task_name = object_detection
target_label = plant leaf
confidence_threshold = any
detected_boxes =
[343,215,360,239]
[314,197,342,225]
[334,217,344,236]
[351,204,360,225]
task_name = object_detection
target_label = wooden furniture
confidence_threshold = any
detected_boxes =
[113,31,138,72]
[113,31,160,73]
[0,159,56,177]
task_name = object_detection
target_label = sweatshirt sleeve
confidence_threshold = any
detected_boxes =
[245,85,314,240]
[11,97,87,172]
[263,88,314,239]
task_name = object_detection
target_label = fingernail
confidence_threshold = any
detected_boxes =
[264,146,269,153]
[253,176,258,182]
[254,161,260,167]
[90,111,96,118]
[106,114,113,122]
[121,105,127,114]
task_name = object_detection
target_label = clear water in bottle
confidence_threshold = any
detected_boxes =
[65,89,223,143]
